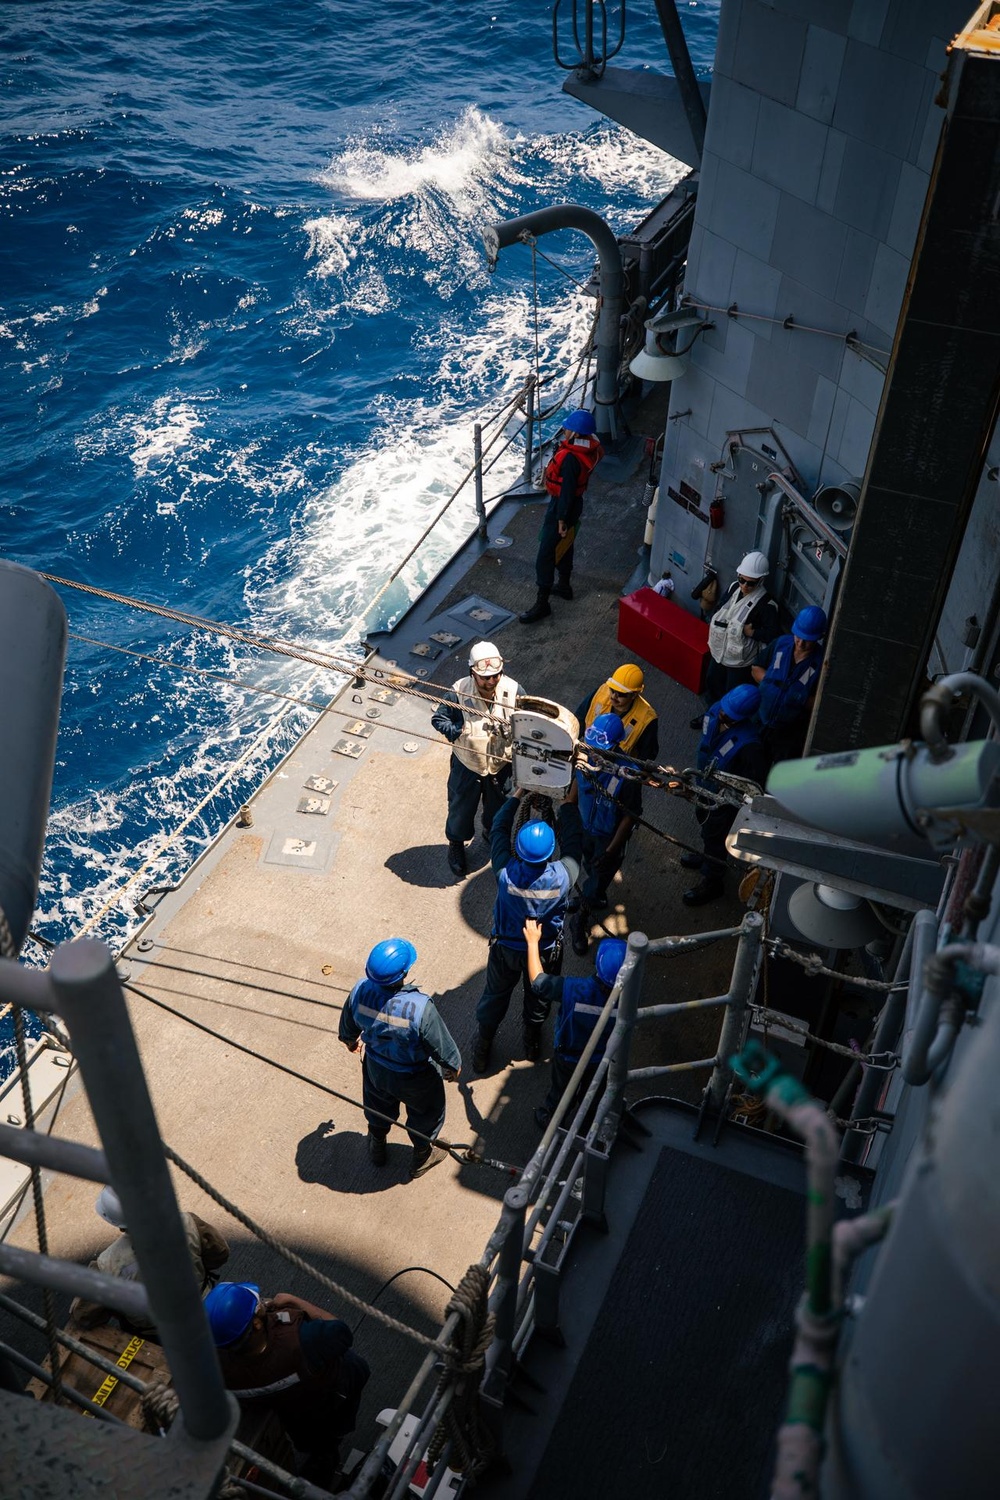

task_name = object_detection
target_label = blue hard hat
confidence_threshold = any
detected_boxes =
[585,713,626,752]
[719,683,761,722]
[595,938,628,989]
[792,605,827,642]
[366,938,417,985]
[515,820,556,863]
[205,1282,260,1348]
[563,408,596,436]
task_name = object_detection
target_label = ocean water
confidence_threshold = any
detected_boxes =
[0,0,717,986]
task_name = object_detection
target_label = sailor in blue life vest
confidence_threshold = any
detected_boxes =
[472,794,583,1072]
[524,918,628,1130]
[205,1280,370,1489]
[565,713,643,957]
[430,640,523,878]
[751,604,827,767]
[681,683,768,908]
[339,938,461,1180]
[519,409,604,624]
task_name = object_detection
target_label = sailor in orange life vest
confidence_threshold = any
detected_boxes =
[205,1280,370,1488]
[519,408,604,624]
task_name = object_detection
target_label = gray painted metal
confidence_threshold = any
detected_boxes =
[0,561,65,953]
[809,29,1000,751]
[47,939,235,1446]
[0,1390,229,1500]
[653,0,707,160]
[824,939,1000,1497]
[483,204,623,439]
[708,912,763,1108]
[0,1119,109,1183]
[726,800,946,912]
[0,1240,150,1321]
[563,69,711,166]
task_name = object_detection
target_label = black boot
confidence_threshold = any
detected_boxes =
[682,877,724,907]
[519,590,552,624]
[679,850,703,870]
[551,578,573,601]
[570,906,590,956]
[447,839,467,876]
[367,1130,387,1167]
[472,1029,493,1072]
[523,1023,543,1062]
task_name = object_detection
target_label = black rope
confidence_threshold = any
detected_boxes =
[122,979,519,1176]
[352,1265,457,1335]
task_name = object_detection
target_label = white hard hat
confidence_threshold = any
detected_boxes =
[469,641,503,674]
[738,551,769,580]
[95,1186,127,1229]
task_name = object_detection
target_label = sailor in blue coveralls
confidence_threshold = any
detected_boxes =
[681,683,768,908]
[339,938,461,1180]
[751,604,827,768]
[566,713,643,956]
[472,795,583,1072]
[524,918,628,1129]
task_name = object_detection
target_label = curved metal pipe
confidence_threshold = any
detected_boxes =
[903,929,1000,1085]
[920,671,1000,761]
[483,204,624,440]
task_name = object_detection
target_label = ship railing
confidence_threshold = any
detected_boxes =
[475,911,765,1458]
[552,0,626,80]
[0,941,239,1494]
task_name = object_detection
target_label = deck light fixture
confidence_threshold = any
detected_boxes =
[629,306,711,382]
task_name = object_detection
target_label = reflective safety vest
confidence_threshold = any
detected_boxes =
[697,706,762,774]
[585,683,657,756]
[449,673,520,777]
[494,858,572,951]
[554,975,617,1062]
[758,636,822,727]
[347,980,431,1074]
[544,435,603,499]
[707,581,768,668]
[576,766,626,837]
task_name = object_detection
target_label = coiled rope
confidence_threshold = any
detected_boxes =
[425,1263,496,1478]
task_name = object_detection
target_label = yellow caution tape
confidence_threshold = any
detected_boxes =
[83,1335,145,1415]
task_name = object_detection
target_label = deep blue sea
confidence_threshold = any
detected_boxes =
[1,0,717,984]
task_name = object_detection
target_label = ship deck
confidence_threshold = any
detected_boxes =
[1,386,807,1496]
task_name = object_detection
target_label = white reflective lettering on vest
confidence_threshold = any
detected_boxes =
[506,883,562,900]
[573,1002,616,1017]
[356,1004,410,1028]
[802,663,817,686]
[451,674,520,776]
[719,736,737,758]
[708,584,766,667]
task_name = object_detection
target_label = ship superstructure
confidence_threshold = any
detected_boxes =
[1,4,1000,1498]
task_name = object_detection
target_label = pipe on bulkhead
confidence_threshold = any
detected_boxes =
[483,204,624,441]
[919,670,1000,760]
[0,561,66,954]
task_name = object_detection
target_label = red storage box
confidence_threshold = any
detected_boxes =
[618,587,710,694]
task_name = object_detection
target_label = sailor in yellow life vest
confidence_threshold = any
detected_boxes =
[575,662,660,763]
[519,409,604,624]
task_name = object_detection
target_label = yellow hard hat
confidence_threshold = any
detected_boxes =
[608,663,644,694]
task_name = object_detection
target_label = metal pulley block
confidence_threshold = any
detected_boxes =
[510,695,580,795]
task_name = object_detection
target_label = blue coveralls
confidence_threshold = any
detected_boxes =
[339,980,461,1148]
[476,797,583,1037]
[694,706,767,885]
[575,762,642,904]
[530,972,617,1117]
[756,635,823,764]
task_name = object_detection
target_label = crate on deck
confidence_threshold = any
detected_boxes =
[618,587,709,694]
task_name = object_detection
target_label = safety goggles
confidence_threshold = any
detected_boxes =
[472,659,503,676]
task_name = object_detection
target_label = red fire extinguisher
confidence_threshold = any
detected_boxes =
[709,495,725,529]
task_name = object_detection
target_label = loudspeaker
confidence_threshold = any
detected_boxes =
[813,478,861,533]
